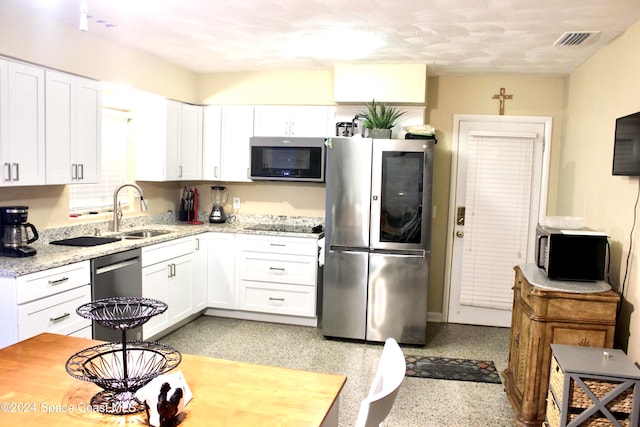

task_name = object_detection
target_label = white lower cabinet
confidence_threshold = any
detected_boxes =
[69,326,92,339]
[142,237,196,339]
[235,234,318,320]
[0,261,91,349]
[207,232,236,309]
[18,285,91,339]
[193,234,208,312]
[239,281,316,317]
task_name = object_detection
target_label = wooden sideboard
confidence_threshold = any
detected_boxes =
[503,266,620,427]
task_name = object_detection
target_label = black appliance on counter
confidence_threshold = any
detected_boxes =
[249,137,326,182]
[0,206,38,257]
[535,225,608,281]
[209,186,228,223]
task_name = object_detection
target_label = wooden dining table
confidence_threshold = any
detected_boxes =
[0,333,347,426]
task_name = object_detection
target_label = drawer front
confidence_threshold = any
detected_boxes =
[239,252,317,286]
[142,236,195,267]
[238,234,318,256]
[69,325,92,339]
[18,285,91,340]
[550,326,610,348]
[546,297,618,323]
[16,261,90,304]
[238,280,315,317]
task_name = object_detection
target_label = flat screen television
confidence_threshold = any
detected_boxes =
[613,111,640,176]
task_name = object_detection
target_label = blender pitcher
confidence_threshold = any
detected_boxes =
[209,186,228,223]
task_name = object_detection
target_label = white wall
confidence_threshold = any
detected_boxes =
[0,1,197,102]
[560,20,640,361]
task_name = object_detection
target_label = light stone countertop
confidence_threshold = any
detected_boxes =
[0,214,324,278]
[518,263,611,293]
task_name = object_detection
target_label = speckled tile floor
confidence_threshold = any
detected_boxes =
[159,316,515,426]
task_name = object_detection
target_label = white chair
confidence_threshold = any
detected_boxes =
[354,338,406,427]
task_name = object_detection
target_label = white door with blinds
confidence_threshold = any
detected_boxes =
[447,115,551,327]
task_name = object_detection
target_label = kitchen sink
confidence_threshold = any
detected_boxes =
[121,229,172,239]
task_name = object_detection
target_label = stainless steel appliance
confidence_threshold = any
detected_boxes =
[91,248,143,341]
[336,122,353,136]
[249,137,326,182]
[351,113,367,137]
[335,114,367,137]
[0,206,38,257]
[209,186,228,223]
[536,225,608,281]
[322,136,435,345]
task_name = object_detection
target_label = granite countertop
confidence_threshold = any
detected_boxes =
[0,214,324,278]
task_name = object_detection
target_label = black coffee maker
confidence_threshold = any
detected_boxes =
[0,206,38,257]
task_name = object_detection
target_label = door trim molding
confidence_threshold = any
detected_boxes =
[441,114,552,323]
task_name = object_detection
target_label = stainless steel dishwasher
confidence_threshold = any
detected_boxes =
[91,248,143,341]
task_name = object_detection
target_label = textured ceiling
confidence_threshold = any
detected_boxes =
[9,0,640,76]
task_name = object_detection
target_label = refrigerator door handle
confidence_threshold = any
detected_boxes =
[370,248,427,258]
[329,245,369,253]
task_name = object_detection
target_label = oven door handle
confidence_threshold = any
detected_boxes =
[95,258,140,275]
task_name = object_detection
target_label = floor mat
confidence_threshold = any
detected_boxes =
[405,355,502,384]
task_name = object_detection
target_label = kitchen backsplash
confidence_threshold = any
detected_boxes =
[39,211,323,243]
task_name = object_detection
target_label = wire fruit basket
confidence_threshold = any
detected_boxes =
[66,297,181,415]
[76,296,168,331]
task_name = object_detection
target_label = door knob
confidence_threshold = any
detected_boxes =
[456,231,464,238]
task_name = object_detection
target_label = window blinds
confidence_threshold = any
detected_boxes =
[459,134,535,311]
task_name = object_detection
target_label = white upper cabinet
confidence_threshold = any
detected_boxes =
[202,105,222,181]
[134,97,203,181]
[177,102,203,181]
[253,106,331,137]
[45,70,101,184]
[220,106,254,182]
[203,105,253,182]
[0,60,45,186]
[333,64,427,103]
[76,78,101,183]
[0,60,7,180]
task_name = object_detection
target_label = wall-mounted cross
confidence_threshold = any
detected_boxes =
[492,87,513,115]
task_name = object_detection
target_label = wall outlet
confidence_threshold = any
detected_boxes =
[233,197,241,209]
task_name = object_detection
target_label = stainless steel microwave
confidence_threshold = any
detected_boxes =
[249,137,326,182]
[535,225,608,281]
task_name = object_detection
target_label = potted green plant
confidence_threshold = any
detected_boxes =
[361,99,406,138]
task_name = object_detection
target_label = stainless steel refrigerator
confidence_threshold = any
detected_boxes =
[322,136,435,345]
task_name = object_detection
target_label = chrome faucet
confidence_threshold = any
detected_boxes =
[112,183,148,232]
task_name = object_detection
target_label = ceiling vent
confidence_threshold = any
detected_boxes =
[554,31,600,46]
